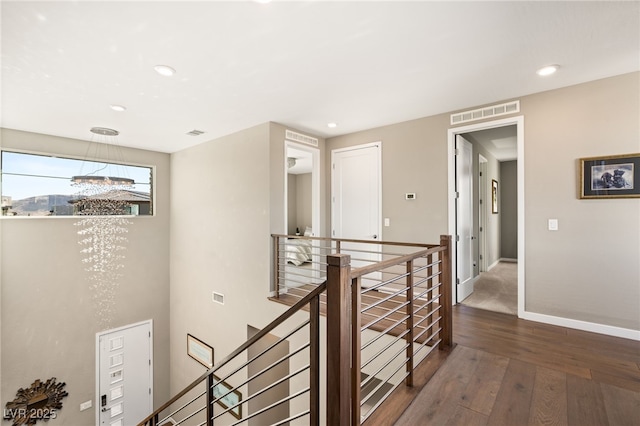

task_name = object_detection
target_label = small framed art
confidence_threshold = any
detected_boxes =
[491,179,499,214]
[187,334,213,368]
[579,153,640,199]
[213,374,242,420]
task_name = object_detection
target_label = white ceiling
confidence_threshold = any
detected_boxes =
[2,1,639,154]
[463,125,518,162]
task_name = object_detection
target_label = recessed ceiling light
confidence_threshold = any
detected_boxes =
[327,122,338,128]
[110,104,127,112]
[154,65,176,77]
[254,0,272,3]
[536,65,560,76]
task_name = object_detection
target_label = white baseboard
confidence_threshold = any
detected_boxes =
[499,257,518,263]
[520,310,640,341]
[487,260,500,270]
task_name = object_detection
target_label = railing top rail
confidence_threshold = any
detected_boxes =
[350,246,445,279]
[271,234,438,249]
[138,281,327,426]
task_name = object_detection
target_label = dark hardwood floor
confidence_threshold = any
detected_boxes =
[392,305,640,426]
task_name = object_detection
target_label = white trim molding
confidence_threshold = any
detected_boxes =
[521,311,640,341]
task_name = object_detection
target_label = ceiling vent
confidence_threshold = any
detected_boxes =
[186,129,205,136]
[285,130,318,147]
[450,100,520,125]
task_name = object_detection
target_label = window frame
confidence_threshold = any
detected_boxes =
[1,148,156,218]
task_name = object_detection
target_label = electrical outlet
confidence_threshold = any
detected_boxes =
[384,218,390,227]
[548,219,558,231]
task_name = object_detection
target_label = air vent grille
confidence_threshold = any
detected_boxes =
[450,100,520,125]
[212,291,224,305]
[285,129,318,147]
[186,129,205,136]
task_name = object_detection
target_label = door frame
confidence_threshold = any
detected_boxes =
[96,319,153,425]
[478,154,488,272]
[448,116,524,317]
[284,140,320,238]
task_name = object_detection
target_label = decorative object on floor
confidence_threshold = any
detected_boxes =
[74,127,133,329]
[187,334,214,368]
[579,153,640,199]
[4,378,67,425]
[213,374,242,420]
[491,179,499,213]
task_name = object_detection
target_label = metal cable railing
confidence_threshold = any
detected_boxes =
[140,235,452,426]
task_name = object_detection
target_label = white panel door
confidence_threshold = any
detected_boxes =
[332,142,381,286]
[98,321,152,426]
[456,135,475,302]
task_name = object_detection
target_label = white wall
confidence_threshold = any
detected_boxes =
[0,128,171,424]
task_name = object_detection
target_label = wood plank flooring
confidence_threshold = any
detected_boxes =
[271,286,439,344]
[392,305,640,426]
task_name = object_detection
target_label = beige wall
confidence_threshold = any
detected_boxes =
[326,115,450,244]
[0,128,171,423]
[500,160,518,259]
[169,122,328,423]
[326,72,639,332]
[296,173,313,232]
[520,72,639,329]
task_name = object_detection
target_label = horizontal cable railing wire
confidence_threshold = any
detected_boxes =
[142,235,451,426]
[138,283,325,426]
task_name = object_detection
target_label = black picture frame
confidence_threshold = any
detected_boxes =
[579,153,640,199]
[491,179,499,214]
[187,334,214,368]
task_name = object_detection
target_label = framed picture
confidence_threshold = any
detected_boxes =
[579,153,640,199]
[213,374,242,420]
[491,179,499,214]
[187,334,213,368]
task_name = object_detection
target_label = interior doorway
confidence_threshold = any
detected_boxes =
[448,116,524,317]
[284,141,320,238]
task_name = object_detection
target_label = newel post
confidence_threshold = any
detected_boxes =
[206,373,214,426]
[326,253,352,425]
[440,235,453,348]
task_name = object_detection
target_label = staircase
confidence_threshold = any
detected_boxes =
[138,235,452,426]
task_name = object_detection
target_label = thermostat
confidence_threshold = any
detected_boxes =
[405,193,416,200]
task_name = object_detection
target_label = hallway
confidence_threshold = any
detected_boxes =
[394,305,640,425]
[460,262,518,316]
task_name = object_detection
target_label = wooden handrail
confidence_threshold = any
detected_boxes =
[271,234,438,249]
[142,234,453,426]
[350,245,444,278]
[138,282,327,426]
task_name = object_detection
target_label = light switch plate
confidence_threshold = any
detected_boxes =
[548,219,558,231]
[80,400,92,411]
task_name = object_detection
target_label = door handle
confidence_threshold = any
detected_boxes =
[101,407,111,412]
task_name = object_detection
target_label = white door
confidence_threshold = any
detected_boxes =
[456,135,475,302]
[478,155,488,272]
[331,142,381,286]
[97,321,153,426]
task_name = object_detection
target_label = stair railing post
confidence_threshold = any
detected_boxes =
[326,253,352,425]
[440,235,453,348]
[206,373,214,426]
[405,259,414,386]
[310,294,320,426]
[273,236,280,298]
[351,276,362,425]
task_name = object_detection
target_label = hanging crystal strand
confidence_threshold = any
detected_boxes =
[74,181,132,330]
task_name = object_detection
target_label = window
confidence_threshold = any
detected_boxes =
[1,151,153,216]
